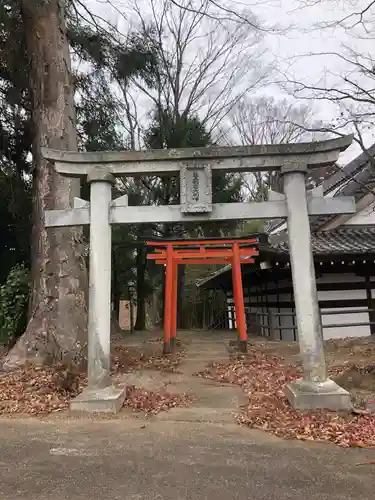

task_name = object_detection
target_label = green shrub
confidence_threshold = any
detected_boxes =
[0,264,30,346]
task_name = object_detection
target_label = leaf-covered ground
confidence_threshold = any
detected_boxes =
[249,336,375,408]
[0,341,190,416]
[112,340,186,374]
[124,385,193,415]
[0,364,84,415]
[196,348,375,448]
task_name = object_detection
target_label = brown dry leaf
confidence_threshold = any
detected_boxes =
[111,344,185,374]
[123,385,193,415]
[196,351,375,448]
[0,340,187,416]
[0,364,87,415]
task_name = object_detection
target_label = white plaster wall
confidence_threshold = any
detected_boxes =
[318,289,365,301]
[227,305,235,329]
[318,288,369,339]
[317,274,370,339]
[344,199,375,226]
[243,273,371,340]
[320,306,369,338]
[226,298,236,329]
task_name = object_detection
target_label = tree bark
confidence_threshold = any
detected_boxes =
[134,246,147,331]
[3,0,88,369]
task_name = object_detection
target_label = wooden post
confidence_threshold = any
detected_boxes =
[365,274,375,335]
[231,256,238,333]
[171,259,178,350]
[163,244,173,354]
[268,309,274,339]
[275,278,282,340]
[232,242,247,352]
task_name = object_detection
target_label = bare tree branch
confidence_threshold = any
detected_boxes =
[224,96,324,200]
[169,0,287,34]
[125,0,267,133]
[277,10,375,159]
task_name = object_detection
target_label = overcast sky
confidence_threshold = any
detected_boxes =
[85,0,374,163]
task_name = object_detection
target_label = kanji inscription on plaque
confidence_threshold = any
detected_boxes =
[180,162,212,213]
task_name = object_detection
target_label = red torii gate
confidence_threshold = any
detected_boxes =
[147,238,259,354]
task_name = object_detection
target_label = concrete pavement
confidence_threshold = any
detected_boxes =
[0,417,374,500]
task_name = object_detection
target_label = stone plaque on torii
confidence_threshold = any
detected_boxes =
[43,135,355,413]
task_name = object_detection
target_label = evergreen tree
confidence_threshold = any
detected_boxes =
[137,107,244,328]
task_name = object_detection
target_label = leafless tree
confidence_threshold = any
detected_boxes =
[280,0,375,167]
[106,0,268,329]
[110,0,269,217]
[229,95,322,146]
[118,0,267,141]
[225,95,323,200]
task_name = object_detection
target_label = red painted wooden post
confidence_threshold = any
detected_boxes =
[171,259,178,350]
[163,243,173,354]
[232,242,247,352]
[231,252,240,341]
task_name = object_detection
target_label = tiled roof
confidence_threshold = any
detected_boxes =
[272,226,375,256]
[309,144,375,231]
[197,227,375,288]
[320,143,375,199]
[268,143,375,233]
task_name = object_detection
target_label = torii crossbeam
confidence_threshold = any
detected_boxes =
[147,238,259,353]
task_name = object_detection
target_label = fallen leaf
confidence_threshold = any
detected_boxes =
[195,350,375,449]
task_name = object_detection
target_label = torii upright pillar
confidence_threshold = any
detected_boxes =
[231,242,248,352]
[170,260,178,350]
[163,243,173,354]
[281,163,351,410]
[72,166,126,412]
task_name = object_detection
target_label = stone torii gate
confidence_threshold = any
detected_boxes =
[44,136,355,413]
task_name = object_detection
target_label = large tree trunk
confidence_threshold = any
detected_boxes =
[3,0,88,369]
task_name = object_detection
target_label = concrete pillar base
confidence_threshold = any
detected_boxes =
[284,378,351,411]
[70,386,125,413]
